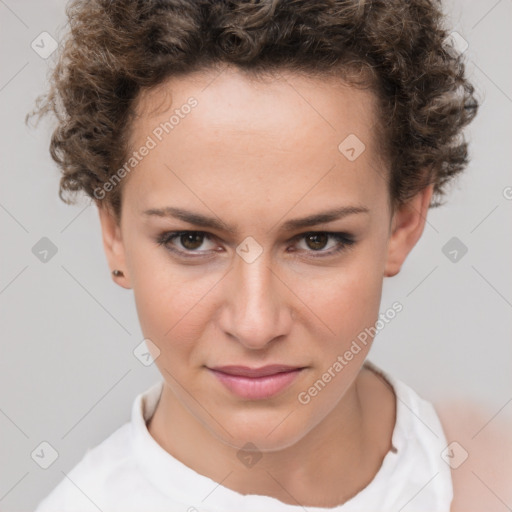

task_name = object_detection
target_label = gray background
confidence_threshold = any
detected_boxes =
[1,0,511,510]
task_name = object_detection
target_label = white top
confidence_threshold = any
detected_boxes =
[35,361,453,512]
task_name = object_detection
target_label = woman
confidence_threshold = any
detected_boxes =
[28,0,478,510]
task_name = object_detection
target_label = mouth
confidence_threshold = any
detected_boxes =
[207,365,306,400]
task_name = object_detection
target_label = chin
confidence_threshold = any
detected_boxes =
[209,409,311,453]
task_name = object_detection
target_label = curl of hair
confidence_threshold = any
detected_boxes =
[26,0,479,219]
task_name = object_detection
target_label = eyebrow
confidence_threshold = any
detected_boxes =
[142,205,369,234]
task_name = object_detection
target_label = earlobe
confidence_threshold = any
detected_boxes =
[384,184,434,278]
[96,202,132,289]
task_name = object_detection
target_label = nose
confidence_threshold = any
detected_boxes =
[218,249,293,350]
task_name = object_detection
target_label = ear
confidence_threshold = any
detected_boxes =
[96,201,132,289]
[384,184,434,278]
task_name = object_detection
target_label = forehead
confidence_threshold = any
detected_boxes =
[132,67,380,148]
[124,67,387,215]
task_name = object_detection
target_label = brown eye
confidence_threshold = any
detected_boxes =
[304,233,329,251]
[156,230,217,257]
[179,232,205,250]
[292,231,356,258]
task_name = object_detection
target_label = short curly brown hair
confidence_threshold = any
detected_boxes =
[27,0,479,221]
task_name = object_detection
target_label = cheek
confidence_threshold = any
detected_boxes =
[295,260,384,416]
[134,277,212,342]
[299,254,385,345]
[127,243,215,347]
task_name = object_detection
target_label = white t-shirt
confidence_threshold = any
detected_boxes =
[34,361,453,511]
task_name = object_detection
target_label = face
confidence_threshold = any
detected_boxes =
[98,66,431,452]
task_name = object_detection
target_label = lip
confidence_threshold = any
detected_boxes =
[210,364,302,377]
[208,365,305,400]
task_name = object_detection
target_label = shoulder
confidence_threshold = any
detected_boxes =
[34,422,133,512]
[435,400,512,512]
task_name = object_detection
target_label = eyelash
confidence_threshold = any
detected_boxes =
[155,230,356,260]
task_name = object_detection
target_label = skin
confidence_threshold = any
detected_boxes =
[96,65,433,507]
[437,401,512,512]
